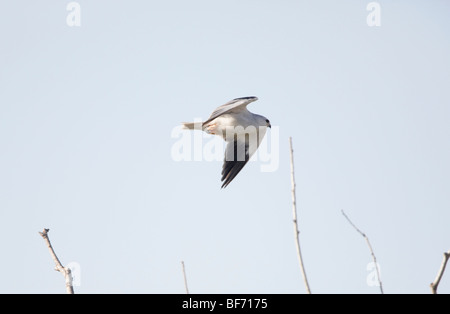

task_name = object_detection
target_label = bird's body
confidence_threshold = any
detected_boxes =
[182,96,271,188]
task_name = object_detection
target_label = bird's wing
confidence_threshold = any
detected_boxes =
[204,97,257,125]
[221,132,262,188]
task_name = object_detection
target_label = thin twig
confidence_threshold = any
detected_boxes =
[341,210,383,294]
[289,137,311,294]
[181,261,190,294]
[39,228,74,294]
[430,251,450,294]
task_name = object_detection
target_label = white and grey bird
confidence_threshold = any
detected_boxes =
[182,96,271,188]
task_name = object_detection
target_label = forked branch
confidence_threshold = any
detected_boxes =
[39,228,74,294]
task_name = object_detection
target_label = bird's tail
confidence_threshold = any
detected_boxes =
[181,122,203,130]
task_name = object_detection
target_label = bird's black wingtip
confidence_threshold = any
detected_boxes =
[221,180,229,189]
[233,96,258,102]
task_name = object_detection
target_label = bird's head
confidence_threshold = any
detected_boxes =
[254,114,271,129]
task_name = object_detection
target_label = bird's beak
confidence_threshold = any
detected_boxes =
[268,123,272,128]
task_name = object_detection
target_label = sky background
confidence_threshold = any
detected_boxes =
[1,1,449,294]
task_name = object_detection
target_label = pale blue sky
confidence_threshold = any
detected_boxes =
[1,1,449,294]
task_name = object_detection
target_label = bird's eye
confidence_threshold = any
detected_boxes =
[266,119,270,123]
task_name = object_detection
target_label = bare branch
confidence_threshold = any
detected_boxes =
[39,228,74,294]
[289,137,311,294]
[341,210,384,294]
[181,261,189,294]
[430,251,450,294]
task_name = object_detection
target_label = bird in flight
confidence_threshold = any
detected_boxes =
[182,96,271,188]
